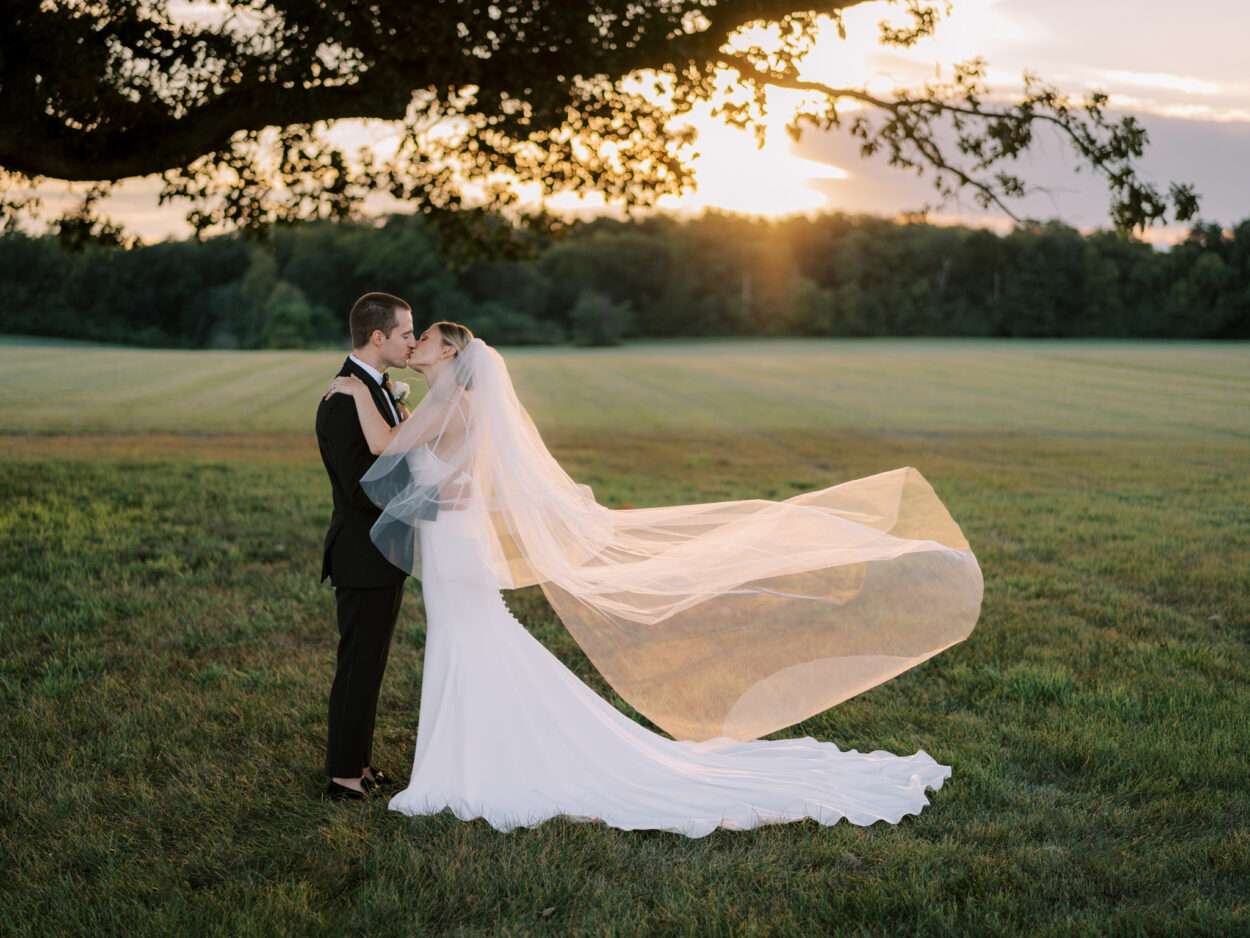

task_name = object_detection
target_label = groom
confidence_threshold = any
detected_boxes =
[315,292,417,801]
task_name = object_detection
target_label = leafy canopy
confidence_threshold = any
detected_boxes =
[0,0,1199,245]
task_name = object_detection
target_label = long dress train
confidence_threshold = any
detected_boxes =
[387,490,951,838]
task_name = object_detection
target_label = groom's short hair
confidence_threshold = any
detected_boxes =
[350,292,411,348]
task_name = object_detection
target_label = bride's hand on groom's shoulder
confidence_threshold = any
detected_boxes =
[324,375,365,401]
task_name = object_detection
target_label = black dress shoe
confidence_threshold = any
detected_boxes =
[362,767,395,790]
[323,780,368,801]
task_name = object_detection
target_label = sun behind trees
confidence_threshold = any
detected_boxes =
[2,0,1198,247]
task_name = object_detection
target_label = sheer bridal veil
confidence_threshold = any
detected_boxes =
[361,338,983,741]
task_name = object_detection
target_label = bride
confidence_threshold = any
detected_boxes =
[323,321,983,837]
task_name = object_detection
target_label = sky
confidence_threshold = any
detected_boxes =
[46,0,1250,243]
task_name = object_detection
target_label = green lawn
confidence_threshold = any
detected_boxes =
[5,336,1246,438]
[1,338,1248,936]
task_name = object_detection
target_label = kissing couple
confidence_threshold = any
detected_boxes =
[314,291,984,836]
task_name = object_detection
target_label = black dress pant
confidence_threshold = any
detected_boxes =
[324,583,405,777]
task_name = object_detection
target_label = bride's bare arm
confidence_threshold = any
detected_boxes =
[323,376,400,455]
[324,375,459,455]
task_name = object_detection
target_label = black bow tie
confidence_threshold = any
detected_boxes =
[379,372,391,391]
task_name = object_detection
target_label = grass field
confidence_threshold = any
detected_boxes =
[1,337,1248,936]
[5,336,1246,438]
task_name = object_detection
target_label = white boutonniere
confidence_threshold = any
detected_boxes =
[391,380,411,403]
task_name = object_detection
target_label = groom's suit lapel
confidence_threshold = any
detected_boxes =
[340,357,398,428]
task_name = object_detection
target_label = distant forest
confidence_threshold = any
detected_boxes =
[2,212,1248,348]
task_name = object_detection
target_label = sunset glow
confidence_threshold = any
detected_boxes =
[32,0,1250,238]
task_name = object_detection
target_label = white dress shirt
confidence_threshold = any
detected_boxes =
[348,353,400,424]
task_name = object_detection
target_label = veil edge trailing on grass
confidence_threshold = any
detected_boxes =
[361,338,984,741]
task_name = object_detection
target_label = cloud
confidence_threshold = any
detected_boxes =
[1097,70,1226,97]
[791,108,1250,232]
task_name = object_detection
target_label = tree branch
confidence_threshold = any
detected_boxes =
[0,0,1198,242]
[714,51,1198,231]
[0,75,413,181]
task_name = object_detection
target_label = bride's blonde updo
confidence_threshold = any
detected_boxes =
[432,320,475,389]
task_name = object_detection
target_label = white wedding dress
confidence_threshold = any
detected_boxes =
[386,451,952,837]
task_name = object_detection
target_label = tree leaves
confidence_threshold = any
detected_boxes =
[0,0,1200,248]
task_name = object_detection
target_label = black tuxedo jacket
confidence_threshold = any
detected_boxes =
[315,357,408,589]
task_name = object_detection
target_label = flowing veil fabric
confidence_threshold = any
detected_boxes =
[361,339,983,743]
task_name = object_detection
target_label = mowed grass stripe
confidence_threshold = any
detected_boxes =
[1003,349,1245,415]
[514,346,1217,442]
[32,351,322,433]
[1041,344,1250,383]
[1,339,1247,439]
[43,356,334,434]
[695,352,1031,430]
[541,345,1028,435]
[667,346,1219,438]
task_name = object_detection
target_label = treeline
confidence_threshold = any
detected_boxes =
[2,211,1248,347]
